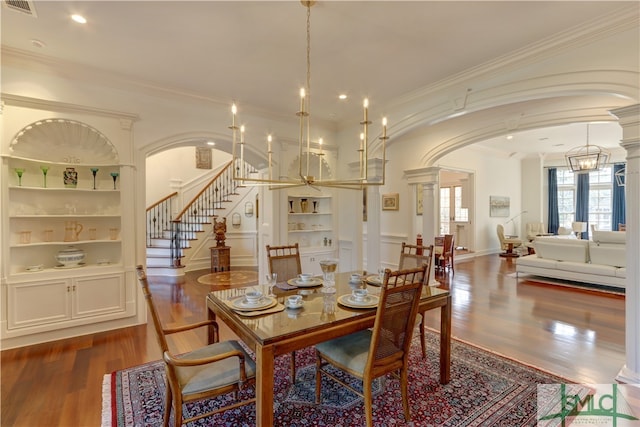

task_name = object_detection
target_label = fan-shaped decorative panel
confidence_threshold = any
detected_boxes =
[286,153,332,181]
[9,119,119,164]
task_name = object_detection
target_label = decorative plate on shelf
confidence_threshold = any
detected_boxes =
[54,262,86,269]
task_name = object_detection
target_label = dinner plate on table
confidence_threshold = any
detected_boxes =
[364,275,383,286]
[287,277,323,288]
[364,275,404,286]
[231,295,277,311]
[337,294,380,309]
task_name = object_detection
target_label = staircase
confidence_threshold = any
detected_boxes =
[145,160,255,276]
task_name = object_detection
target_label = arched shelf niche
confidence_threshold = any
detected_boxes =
[286,152,332,181]
[9,118,119,164]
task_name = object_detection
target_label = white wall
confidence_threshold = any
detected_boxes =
[438,147,521,254]
[146,147,231,205]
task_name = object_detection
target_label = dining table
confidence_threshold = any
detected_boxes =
[206,271,452,426]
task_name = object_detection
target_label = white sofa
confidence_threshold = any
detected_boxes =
[515,231,626,289]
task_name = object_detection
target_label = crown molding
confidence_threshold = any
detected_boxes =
[1,93,139,121]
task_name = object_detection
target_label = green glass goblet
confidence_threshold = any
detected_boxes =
[110,172,119,190]
[40,166,49,188]
[14,168,24,186]
[90,168,99,190]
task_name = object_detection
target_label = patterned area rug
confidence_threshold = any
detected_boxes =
[196,270,258,288]
[102,331,580,426]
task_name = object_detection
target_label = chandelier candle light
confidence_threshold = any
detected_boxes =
[230,0,388,190]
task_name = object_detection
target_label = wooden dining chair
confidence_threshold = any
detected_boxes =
[398,242,434,285]
[315,264,427,427]
[398,242,435,358]
[266,243,302,381]
[435,234,455,274]
[266,243,302,282]
[136,265,256,427]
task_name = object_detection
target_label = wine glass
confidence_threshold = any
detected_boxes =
[110,172,119,190]
[40,166,49,188]
[266,273,277,297]
[90,168,99,190]
[14,168,24,186]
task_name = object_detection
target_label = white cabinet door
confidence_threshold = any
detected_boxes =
[300,250,337,275]
[7,273,126,330]
[73,273,125,319]
[8,279,71,329]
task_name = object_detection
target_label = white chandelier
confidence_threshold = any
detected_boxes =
[230,0,387,190]
[565,123,610,173]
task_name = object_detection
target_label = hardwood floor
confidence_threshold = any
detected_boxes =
[1,255,625,426]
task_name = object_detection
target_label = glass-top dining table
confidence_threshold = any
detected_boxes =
[206,271,451,426]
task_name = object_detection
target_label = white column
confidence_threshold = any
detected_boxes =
[366,185,381,272]
[405,166,441,285]
[610,104,640,385]
[422,182,440,285]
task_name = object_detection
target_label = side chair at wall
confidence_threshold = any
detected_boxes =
[315,264,427,427]
[398,242,435,358]
[435,234,455,273]
[136,265,256,427]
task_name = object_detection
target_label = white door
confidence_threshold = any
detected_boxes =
[439,185,470,249]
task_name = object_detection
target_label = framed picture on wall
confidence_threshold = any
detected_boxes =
[195,147,212,169]
[382,193,399,211]
[416,184,424,215]
[489,195,510,217]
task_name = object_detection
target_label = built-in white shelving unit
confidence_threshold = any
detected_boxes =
[1,107,138,349]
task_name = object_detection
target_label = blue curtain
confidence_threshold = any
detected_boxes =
[575,173,589,239]
[613,163,626,231]
[547,168,559,234]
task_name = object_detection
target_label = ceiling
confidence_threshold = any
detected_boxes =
[1,1,636,155]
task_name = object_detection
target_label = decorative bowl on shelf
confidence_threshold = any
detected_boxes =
[55,246,86,267]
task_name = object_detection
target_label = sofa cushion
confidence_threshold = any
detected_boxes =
[533,239,589,263]
[516,254,557,269]
[555,261,616,277]
[589,242,626,268]
[592,230,626,244]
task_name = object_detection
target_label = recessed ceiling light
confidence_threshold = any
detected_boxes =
[338,94,347,100]
[31,39,46,48]
[207,141,215,146]
[71,14,87,24]
[552,143,564,147]
[506,135,513,140]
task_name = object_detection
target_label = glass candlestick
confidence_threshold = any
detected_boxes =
[40,166,49,188]
[110,172,119,190]
[14,168,24,186]
[91,168,99,190]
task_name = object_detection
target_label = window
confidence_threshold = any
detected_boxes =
[588,167,613,232]
[554,166,613,235]
[453,186,468,222]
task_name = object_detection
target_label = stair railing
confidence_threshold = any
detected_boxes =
[146,192,178,247]
[170,160,256,267]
